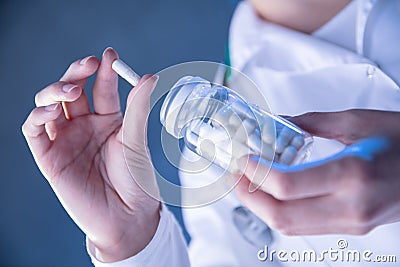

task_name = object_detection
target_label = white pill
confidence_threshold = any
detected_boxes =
[201,123,230,144]
[276,127,296,154]
[231,101,253,119]
[260,143,275,161]
[216,139,232,153]
[279,146,297,165]
[214,127,231,143]
[212,106,233,125]
[185,130,199,146]
[275,138,286,154]
[291,134,305,149]
[199,139,216,160]
[261,119,276,145]
[215,146,232,169]
[231,140,251,158]
[247,132,262,154]
[198,123,213,139]
[228,112,243,128]
[275,123,284,135]
[112,59,141,86]
[234,119,256,143]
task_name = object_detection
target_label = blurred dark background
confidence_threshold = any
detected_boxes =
[0,1,239,266]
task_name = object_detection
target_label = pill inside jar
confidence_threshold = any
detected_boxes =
[160,76,313,173]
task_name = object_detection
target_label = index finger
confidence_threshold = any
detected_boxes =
[240,153,357,201]
[92,47,120,115]
[289,110,400,145]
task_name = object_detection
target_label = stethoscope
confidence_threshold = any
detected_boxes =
[232,206,274,247]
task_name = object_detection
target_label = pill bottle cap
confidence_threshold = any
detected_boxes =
[160,76,209,138]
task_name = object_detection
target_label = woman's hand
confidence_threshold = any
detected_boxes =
[22,48,160,262]
[233,109,400,235]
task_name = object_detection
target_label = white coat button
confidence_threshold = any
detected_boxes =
[366,66,376,79]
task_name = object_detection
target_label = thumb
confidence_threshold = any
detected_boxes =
[117,74,159,148]
[290,109,399,145]
[289,111,350,144]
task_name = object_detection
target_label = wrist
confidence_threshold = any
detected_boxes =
[88,204,161,263]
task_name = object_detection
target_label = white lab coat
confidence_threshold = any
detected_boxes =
[89,1,400,266]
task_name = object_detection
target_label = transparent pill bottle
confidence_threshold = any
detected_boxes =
[160,76,313,173]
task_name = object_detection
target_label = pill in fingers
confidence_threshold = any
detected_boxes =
[112,59,141,86]
[62,102,71,120]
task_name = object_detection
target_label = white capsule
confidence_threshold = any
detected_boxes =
[199,139,216,160]
[228,112,243,128]
[276,126,296,154]
[234,119,256,143]
[214,127,231,143]
[200,123,230,144]
[261,118,276,145]
[198,123,213,139]
[279,146,297,165]
[215,146,232,169]
[112,59,141,86]
[230,140,251,159]
[247,131,262,154]
[231,101,253,119]
[212,106,233,126]
[185,130,199,146]
[260,143,275,161]
[291,134,305,149]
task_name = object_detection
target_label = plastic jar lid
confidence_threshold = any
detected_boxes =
[160,76,210,138]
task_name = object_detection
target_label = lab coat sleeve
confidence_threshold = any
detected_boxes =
[86,204,191,267]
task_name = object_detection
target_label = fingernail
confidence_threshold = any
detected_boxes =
[80,56,93,65]
[102,47,114,57]
[248,182,259,193]
[142,74,159,82]
[62,84,79,93]
[45,103,59,111]
[141,74,153,81]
